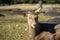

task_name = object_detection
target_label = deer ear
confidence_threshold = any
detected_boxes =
[35,8,41,13]
[22,11,28,17]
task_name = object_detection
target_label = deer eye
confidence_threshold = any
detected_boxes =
[35,17,38,22]
[35,17,38,21]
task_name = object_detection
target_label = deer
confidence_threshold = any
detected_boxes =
[26,8,57,40]
[25,1,60,40]
[27,9,41,40]
[35,31,54,40]
[54,24,60,40]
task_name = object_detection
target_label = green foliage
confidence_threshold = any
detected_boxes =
[0,0,60,4]
[16,0,25,3]
[57,0,60,3]
[0,0,2,4]
[43,0,56,4]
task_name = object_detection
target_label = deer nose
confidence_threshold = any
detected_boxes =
[32,23,36,29]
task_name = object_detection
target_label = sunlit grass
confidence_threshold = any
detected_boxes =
[38,13,60,21]
[0,15,29,40]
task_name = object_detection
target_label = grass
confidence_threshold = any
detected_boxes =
[38,13,60,21]
[0,15,29,40]
[0,11,60,40]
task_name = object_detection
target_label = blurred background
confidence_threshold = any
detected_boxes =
[0,0,60,40]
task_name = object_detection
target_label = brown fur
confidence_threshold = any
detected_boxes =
[54,24,60,40]
[35,31,54,40]
[55,34,60,40]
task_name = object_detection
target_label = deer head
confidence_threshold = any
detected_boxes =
[27,8,41,29]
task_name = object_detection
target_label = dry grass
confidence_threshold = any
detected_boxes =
[0,15,29,40]
[38,13,60,21]
[0,4,60,10]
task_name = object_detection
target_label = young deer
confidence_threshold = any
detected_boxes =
[27,8,41,40]
[27,8,56,40]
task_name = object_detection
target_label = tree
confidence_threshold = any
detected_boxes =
[0,0,2,4]
[11,0,16,4]
[43,0,56,4]
[16,0,28,3]
[57,0,60,3]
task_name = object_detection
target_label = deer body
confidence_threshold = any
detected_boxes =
[35,31,54,40]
